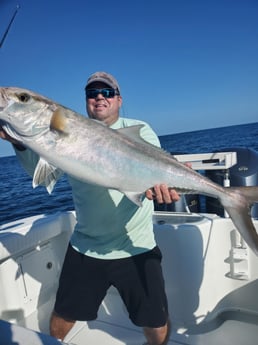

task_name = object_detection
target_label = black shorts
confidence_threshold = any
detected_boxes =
[54,244,168,328]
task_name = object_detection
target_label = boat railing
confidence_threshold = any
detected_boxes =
[174,151,237,172]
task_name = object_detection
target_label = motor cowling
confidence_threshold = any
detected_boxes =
[206,148,258,218]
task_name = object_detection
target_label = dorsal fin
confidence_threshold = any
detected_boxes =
[50,108,68,134]
[117,125,147,145]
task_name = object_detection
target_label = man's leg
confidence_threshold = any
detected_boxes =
[49,244,110,340]
[112,247,170,345]
[50,311,75,341]
[143,319,171,345]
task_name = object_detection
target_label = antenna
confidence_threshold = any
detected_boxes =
[0,4,20,49]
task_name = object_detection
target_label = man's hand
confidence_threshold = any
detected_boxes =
[0,126,25,150]
[0,126,8,140]
[146,184,180,204]
[145,163,192,204]
[0,126,15,143]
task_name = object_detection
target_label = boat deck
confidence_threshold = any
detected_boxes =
[1,210,258,344]
[2,316,258,345]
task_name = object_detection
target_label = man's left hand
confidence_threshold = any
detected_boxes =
[146,184,180,204]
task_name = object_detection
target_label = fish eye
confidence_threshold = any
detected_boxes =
[18,92,31,103]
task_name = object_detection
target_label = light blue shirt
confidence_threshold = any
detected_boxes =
[15,117,161,259]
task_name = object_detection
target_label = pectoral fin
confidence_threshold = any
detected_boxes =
[50,108,69,135]
[33,157,64,194]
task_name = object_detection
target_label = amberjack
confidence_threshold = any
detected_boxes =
[1,87,258,254]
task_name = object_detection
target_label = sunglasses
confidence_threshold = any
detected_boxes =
[86,88,120,99]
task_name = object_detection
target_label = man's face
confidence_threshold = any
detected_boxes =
[86,82,122,126]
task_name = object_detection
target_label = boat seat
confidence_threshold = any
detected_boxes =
[0,212,76,262]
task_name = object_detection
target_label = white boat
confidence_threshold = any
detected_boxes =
[1,151,258,345]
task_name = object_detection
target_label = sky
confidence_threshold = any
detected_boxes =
[0,0,257,157]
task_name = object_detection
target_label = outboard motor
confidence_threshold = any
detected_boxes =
[206,148,258,218]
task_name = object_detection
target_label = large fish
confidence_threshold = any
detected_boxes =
[1,87,258,254]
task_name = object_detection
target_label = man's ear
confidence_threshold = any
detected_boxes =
[118,95,123,107]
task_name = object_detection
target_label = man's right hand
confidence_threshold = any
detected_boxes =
[0,126,25,150]
[0,126,13,142]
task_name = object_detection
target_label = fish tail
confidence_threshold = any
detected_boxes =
[220,186,258,256]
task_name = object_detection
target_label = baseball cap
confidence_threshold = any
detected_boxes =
[85,71,120,94]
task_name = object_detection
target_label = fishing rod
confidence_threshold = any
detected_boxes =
[0,4,20,49]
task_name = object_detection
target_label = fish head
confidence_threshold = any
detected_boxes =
[0,87,58,142]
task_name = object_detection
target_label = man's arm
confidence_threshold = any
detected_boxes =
[0,126,40,177]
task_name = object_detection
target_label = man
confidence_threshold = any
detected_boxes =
[0,72,180,345]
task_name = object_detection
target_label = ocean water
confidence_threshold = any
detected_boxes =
[1,122,258,226]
